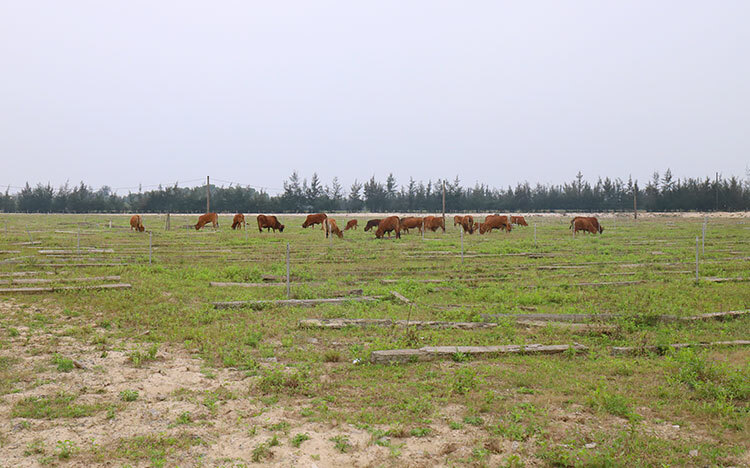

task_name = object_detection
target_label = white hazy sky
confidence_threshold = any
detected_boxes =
[1,1,748,195]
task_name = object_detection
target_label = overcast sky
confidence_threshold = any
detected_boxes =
[1,1,748,195]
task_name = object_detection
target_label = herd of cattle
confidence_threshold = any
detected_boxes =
[129,213,604,237]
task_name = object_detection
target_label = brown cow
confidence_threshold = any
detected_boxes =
[344,220,358,231]
[195,212,219,230]
[302,213,327,229]
[569,216,603,234]
[511,215,529,226]
[324,218,344,239]
[453,215,464,227]
[375,216,401,239]
[364,219,382,232]
[400,216,423,234]
[257,215,285,233]
[572,217,600,235]
[423,216,445,233]
[460,215,475,234]
[479,215,512,234]
[129,215,144,232]
[473,222,479,232]
[231,213,246,230]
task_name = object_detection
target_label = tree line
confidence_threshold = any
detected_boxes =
[2,170,748,213]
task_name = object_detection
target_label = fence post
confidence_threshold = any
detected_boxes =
[702,220,706,255]
[460,225,464,264]
[25,225,33,243]
[165,213,170,231]
[77,227,80,254]
[534,223,537,249]
[286,243,291,299]
[421,219,424,240]
[149,232,153,264]
[109,219,112,229]
[695,236,699,281]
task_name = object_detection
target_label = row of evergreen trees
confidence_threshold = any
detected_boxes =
[2,170,748,213]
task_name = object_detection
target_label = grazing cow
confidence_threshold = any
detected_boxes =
[473,222,479,232]
[302,213,327,229]
[569,216,603,234]
[325,219,344,239]
[195,212,219,230]
[460,215,475,234]
[511,216,529,226]
[231,213,246,230]
[479,215,512,234]
[453,215,464,227]
[400,216,423,234]
[257,215,285,233]
[423,216,445,233]
[375,216,401,239]
[364,219,382,232]
[344,220,358,231]
[129,215,145,232]
[572,217,601,235]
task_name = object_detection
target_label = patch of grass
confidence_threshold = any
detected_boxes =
[452,367,479,395]
[291,432,310,447]
[330,435,351,453]
[119,389,139,402]
[587,383,640,420]
[101,433,204,465]
[51,353,75,372]
[257,367,313,396]
[56,439,78,460]
[12,392,102,419]
[409,427,431,437]
[127,343,159,367]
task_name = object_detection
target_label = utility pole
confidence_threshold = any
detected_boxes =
[442,180,446,225]
[715,172,719,211]
[633,184,638,220]
[206,176,210,213]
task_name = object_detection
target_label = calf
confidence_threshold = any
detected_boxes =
[423,216,445,233]
[325,219,344,239]
[479,215,512,234]
[375,216,401,239]
[400,216,423,234]
[344,220,358,231]
[129,215,145,232]
[195,213,219,230]
[364,219,382,232]
[231,213,246,230]
[302,213,327,229]
[257,215,285,233]
[511,216,529,226]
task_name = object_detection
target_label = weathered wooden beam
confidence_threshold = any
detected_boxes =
[210,281,322,288]
[575,280,646,287]
[299,318,497,330]
[213,296,382,309]
[39,248,115,254]
[611,340,750,356]
[390,291,411,304]
[703,277,747,283]
[484,309,749,324]
[0,276,120,285]
[0,283,131,294]
[517,320,617,334]
[371,343,588,364]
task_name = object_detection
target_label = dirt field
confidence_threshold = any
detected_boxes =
[0,213,748,467]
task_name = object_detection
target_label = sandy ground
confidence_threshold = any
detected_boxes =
[0,301,540,467]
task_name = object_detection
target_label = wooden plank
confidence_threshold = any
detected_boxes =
[390,291,411,304]
[575,280,647,287]
[703,277,747,283]
[611,340,750,356]
[371,343,588,364]
[41,263,129,267]
[213,296,382,309]
[0,283,131,294]
[0,276,121,285]
[39,249,115,254]
[517,320,617,334]
[209,281,322,288]
[299,318,497,330]
[484,309,749,323]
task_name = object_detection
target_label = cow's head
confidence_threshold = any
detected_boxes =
[599,225,604,234]
[279,224,285,232]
